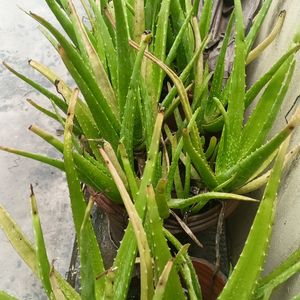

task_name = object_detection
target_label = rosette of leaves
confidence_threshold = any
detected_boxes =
[1,0,300,218]
[2,0,300,298]
[1,99,300,299]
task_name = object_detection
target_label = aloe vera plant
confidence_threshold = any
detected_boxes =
[1,151,299,299]
[0,90,198,299]
[2,0,300,298]
[1,0,299,213]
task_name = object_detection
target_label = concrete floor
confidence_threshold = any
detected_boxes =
[0,1,74,299]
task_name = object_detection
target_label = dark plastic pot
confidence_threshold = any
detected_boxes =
[91,184,238,244]
[90,188,128,245]
[164,201,239,234]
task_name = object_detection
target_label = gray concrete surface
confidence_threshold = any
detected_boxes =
[0,1,74,299]
[228,1,300,299]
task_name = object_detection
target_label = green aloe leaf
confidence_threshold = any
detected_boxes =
[133,0,145,42]
[199,0,213,40]
[67,0,118,116]
[79,199,96,300]
[155,178,170,219]
[245,0,273,54]
[245,44,300,107]
[63,89,105,299]
[152,245,189,300]
[218,139,290,300]
[183,154,191,198]
[144,0,160,31]
[0,291,19,300]
[121,33,151,163]
[168,192,257,211]
[100,148,154,300]
[54,80,102,161]
[205,40,298,134]
[161,35,208,111]
[27,60,101,158]
[3,62,68,113]
[182,128,218,190]
[151,0,171,104]
[216,0,246,175]
[206,12,234,117]
[165,127,184,198]
[241,57,295,157]
[254,247,300,299]
[0,146,65,171]
[130,40,203,152]
[166,108,201,195]
[165,8,194,66]
[57,47,120,149]
[0,205,80,299]
[30,187,53,298]
[139,78,156,149]
[26,99,74,132]
[112,111,164,300]
[170,0,194,67]
[217,106,300,190]
[28,125,120,201]
[88,0,118,92]
[113,0,133,112]
[44,0,77,45]
[0,205,38,276]
[0,141,119,202]
[59,45,120,146]
[29,12,120,147]
[163,229,202,299]
[118,142,139,197]
[146,184,185,299]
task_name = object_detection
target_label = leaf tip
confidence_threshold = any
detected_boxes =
[30,184,34,197]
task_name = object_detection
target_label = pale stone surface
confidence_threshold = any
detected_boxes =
[0,1,74,298]
[229,1,300,299]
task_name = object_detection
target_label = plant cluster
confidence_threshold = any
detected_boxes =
[1,0,300,299]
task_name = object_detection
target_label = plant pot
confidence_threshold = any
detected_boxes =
[86,186,128,246]
[89,185,238,260]
[175,222,230,276]
[192,258,227,300]
[164,201,239,234]
[69,189,228,298]
[66,204,121,289]
[123,258,227,300]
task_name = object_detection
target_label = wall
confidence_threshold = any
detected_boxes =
[228,1,300,299]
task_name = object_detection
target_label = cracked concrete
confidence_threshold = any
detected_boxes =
[0,1,74,299]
